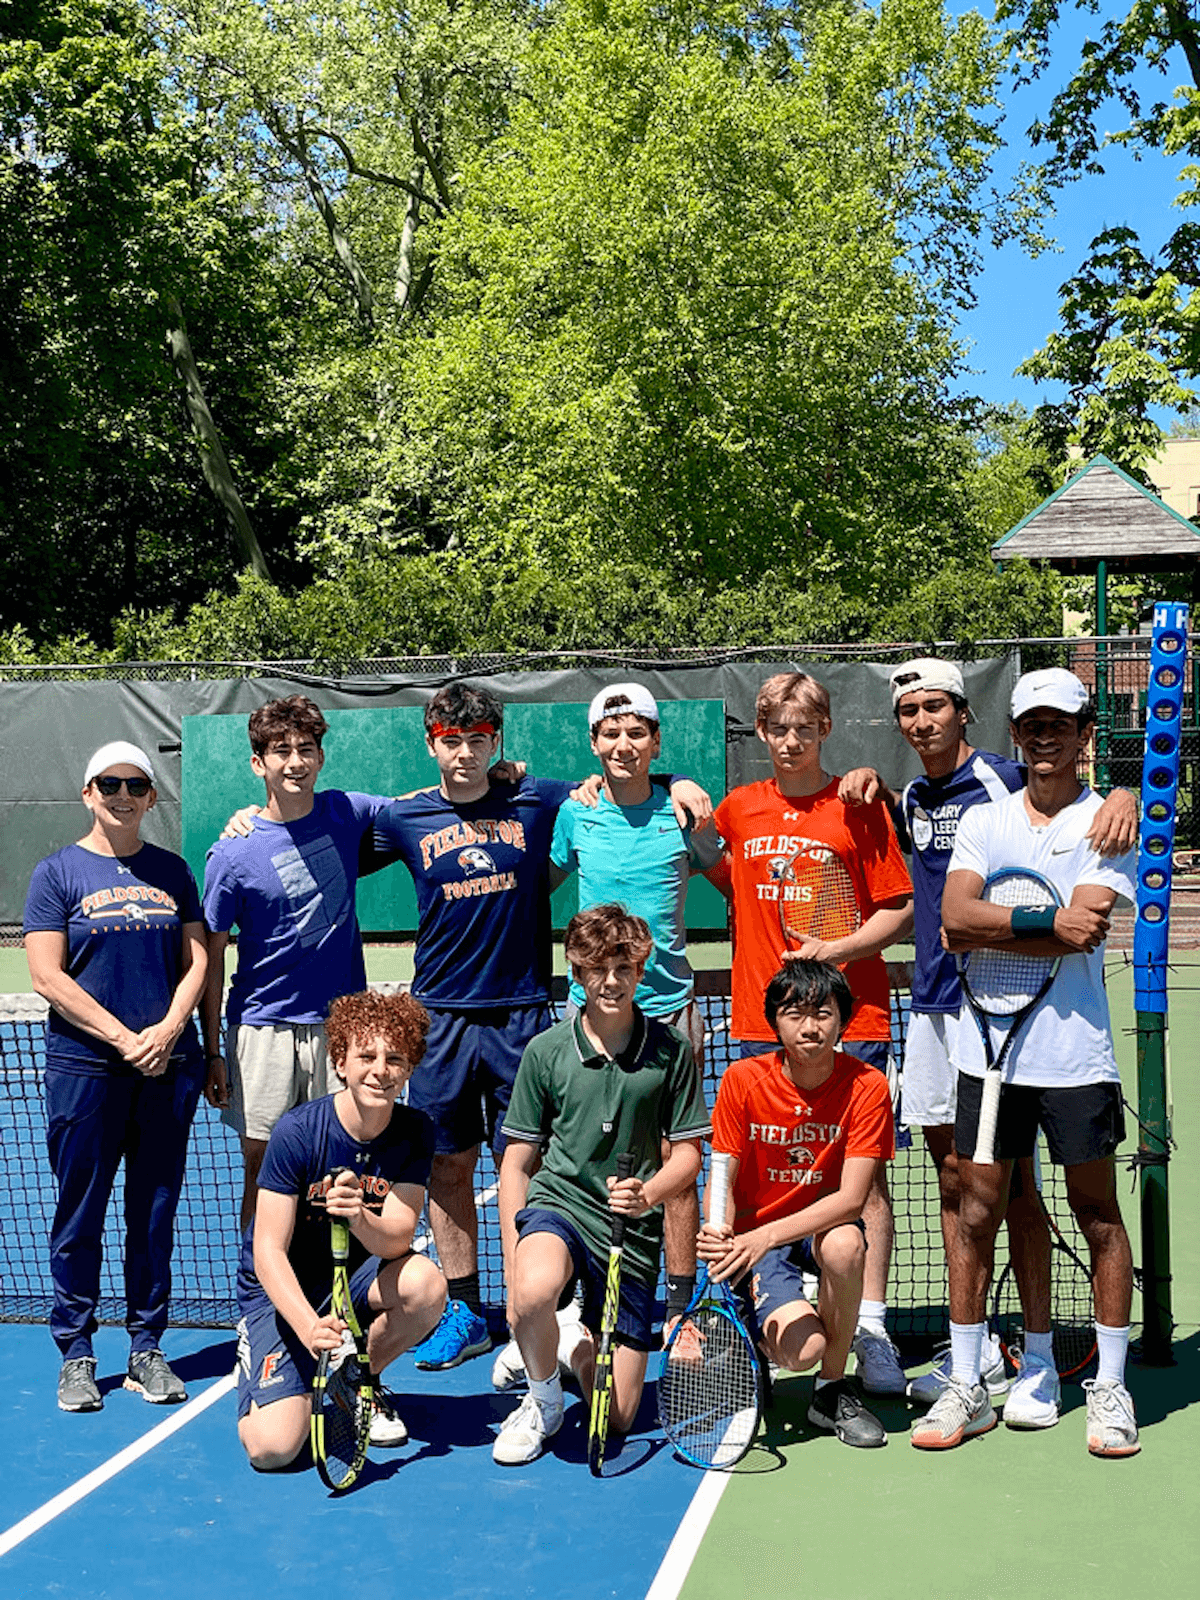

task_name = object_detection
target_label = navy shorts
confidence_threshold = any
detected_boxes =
[739,1220,868,1335]
[236,1255,380,1420]
[515,1207,656,1351]
[409,1004,553,1157]
[955,1074,1126,1167]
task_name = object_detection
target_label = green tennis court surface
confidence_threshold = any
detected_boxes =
[674,960,1200,1600]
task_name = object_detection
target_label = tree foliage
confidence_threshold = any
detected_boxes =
[1,0,1066,657]
[1000,0,1200,466]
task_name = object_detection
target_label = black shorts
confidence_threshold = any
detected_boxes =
[955,1073,1125,1167]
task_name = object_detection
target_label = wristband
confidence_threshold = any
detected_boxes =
[666,1274,696,1319]
[1010,905,1057,938]
[207,1051,225,1062]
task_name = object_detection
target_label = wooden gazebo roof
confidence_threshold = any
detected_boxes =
[991,454,1200,573]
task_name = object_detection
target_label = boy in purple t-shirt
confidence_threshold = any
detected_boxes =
[203,696,393,1227]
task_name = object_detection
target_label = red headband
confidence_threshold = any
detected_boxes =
[428,721,497,739]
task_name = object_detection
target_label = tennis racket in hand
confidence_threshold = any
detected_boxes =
[777,851,861,953]
[311,1167,373,1492]
[657,1152,763,1469]
[961,869,1063,1165]
[587,1152,636,1477]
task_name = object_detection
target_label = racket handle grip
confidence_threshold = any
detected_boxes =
[707,1151,732,1228]
[972,1076,1001,1165]
[610,1152,636,1247]
[328,1165,354,1260]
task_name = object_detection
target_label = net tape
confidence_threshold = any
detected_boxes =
[0,980,1094,1343]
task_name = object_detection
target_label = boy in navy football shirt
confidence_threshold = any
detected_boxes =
[235,990,445,1470]
[371,683,710,1370]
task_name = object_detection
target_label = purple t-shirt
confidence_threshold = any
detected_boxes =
[369,777,573,1009]
[203,790,389,1028]
[895,750,1024,1012]
[23,841,204,1074]
[237,1094,434,1315]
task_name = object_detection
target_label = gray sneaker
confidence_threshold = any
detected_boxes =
[911,1378,996,1450]
[58,1356,102,1413]
[124,1349,187,1404]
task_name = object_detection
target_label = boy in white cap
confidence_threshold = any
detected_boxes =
[841,660,1135,1419]
[913,668,1139,1456]
[491,683,720,1386]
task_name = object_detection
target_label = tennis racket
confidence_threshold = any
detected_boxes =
[990,1146,1096,1378]
[311,1168,373,1492]
[587,1151,636,1477]
[961,869,1063,1165]
[657,1152,763,1469]
[777,851,861,948]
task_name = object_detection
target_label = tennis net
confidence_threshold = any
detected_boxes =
[0,975,1091,1345]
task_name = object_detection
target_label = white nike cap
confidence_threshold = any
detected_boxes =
[1010,668,1089,722]
[587,682,659,731]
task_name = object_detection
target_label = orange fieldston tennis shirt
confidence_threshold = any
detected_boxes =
[713,778,912,1042]
[712,1048,895,1233]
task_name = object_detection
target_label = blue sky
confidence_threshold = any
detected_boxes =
[954,4,1185,414]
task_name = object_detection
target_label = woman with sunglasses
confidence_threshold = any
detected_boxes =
[23,741,208,1413]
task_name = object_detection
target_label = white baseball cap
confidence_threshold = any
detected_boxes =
[83,741,156,787]
[587,682,659,730]
[889,658,972,718]
[1010,668,1089,722]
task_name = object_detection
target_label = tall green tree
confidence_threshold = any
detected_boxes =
[391,0,1031,611]
[1000,0,1200,466]
[0,0,284,642]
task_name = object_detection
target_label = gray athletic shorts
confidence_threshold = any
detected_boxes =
[224,1022,330,1143]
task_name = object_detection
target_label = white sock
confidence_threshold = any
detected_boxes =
[529,1372,563,1412]
[949,1320,984,1386]
[857,1299,888,1337]
[1024,1329,1054,1365]
[813,1374,835,1392]
[1094,1322,1131,1386]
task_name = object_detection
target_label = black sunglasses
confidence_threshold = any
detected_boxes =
[93,775,152,797]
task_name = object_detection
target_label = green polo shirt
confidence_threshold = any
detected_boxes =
[502,1010,710,1282]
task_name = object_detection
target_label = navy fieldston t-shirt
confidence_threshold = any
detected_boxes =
[23,841,204,1073]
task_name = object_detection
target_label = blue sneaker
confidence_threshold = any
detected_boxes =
[412,1300,492,1370]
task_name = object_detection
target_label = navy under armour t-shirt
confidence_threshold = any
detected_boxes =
[237,1094,434,1314]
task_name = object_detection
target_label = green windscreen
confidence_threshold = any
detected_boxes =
[181,699,726,932]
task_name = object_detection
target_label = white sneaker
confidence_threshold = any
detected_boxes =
[1003,1352,1060,1429]
[1083,1378,1140,1457]
[491,1306,588,1392]
[368,1389,409,1448]
[909,1335,1009,1406]
[852,1327,906,1395]
[491,1339,527,1392]
[492,1392,564,1465]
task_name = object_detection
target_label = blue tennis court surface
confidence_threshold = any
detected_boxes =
[0,1323,701,1599]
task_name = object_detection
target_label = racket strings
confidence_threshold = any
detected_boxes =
[965,875,1060,1011]
[659,1303,759,1468]
[319,1360,369,1487]
[779,856,861,944]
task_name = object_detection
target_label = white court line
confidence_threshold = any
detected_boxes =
[0,1372,235,1560]
[643,1468,733,1600]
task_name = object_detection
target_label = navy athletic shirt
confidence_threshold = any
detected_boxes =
[237,1094,434,1314]
[23,842,204,1074]
[894,750,1024,1014]
[369,777,574,1010]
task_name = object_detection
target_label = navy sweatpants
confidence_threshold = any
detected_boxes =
[45,1058,205,1360]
